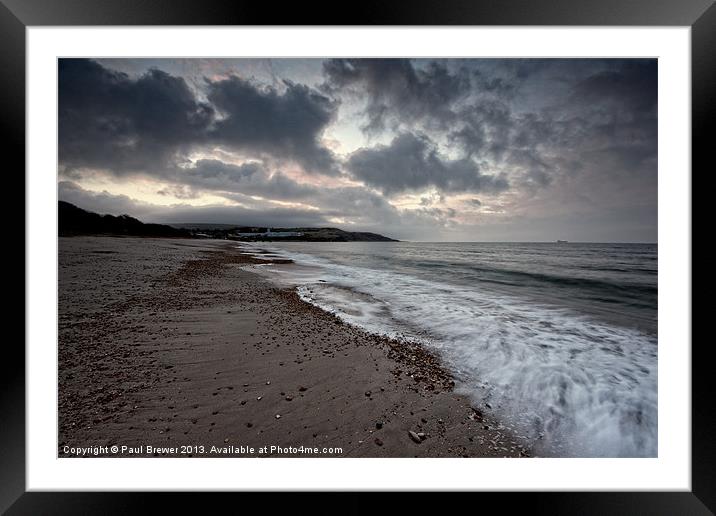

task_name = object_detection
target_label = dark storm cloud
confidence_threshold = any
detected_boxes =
[58,58,658,242]
[449,100,513,159]
[59,59,213,172]
[346,132,509,196]
[322,59,472,133]
[447,100,565,191]
[563,60,658,178]
[321,58,656,198]
[206,76,339,174]
[571,59,657,114]
[445,60,657,192]
[175,159,319,200]
[321,58,565,192]
[59,59,339,175]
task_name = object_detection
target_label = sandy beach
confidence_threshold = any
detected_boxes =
[58,236,527,458]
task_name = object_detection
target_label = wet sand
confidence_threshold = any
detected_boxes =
[58,236,528,458]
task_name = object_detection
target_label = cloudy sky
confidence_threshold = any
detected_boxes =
[58,58,657,242]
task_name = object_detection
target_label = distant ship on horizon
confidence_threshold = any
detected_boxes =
[556,239,569,243]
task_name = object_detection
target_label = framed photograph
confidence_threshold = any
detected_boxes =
[7,0,711,512]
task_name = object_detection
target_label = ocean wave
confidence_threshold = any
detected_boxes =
[244,242,658,457]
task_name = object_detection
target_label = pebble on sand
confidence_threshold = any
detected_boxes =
[408,430,422,444]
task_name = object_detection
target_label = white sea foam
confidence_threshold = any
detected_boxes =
[241,243,657,457]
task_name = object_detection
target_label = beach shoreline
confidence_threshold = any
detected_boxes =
[58,236,528,458]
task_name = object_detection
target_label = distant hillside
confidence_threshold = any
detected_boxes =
[58,202,398,241]
[258,227,398,242]
[59,201,190,238]
[169,223,398,242]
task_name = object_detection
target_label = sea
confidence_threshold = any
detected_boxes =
[239,241,657,458]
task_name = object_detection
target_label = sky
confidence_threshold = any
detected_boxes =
[57,58,657,242]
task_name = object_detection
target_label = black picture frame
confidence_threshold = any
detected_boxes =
[5,0,712,513]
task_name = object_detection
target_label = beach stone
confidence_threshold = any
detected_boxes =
[374,438,384,446]
[408,431,422,444]
[375,421,383,429]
